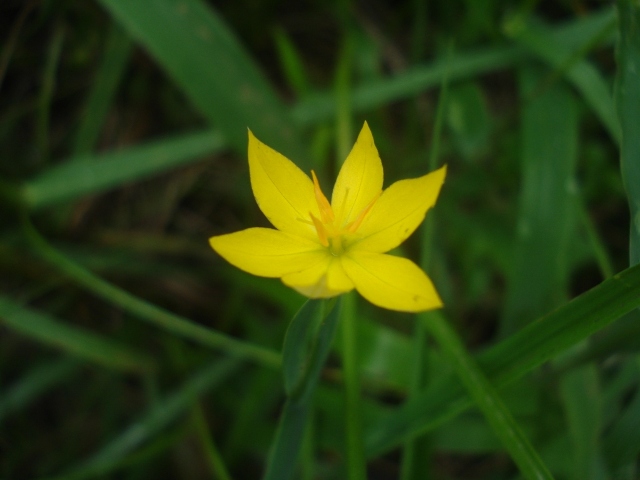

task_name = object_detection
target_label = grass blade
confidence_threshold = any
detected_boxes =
[506,15,619,144]
[426,313,554,480]
[0,296,154,374]
[24,219,281,368]
[97,0,306,163]
[51,358,239,479]
[0,358,80,423]
[72,23,132,156]
[615,0,640,266]
[559,364,606,480]
[366,261,640,456]
[501,68,578,336]
[22,130,225,210]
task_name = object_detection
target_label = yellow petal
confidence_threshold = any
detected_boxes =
[248,130,319,240]
[282,256,354,298]
[353,165,446,253]
[209,227,325,277]
[331,122,383,228]
[342,251,442,312]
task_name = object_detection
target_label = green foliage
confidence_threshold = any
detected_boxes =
[1,0,639,478]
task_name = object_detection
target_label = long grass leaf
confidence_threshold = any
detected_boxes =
[501,68,578,336]
[23,130,225,210]
[72,23,132,156]
[49,358,239,480]
[559,364,606,480]
[24,219,281,368]
[506,15,619,144]
[0,358,80,423]
[615,0,640,266]
[426,313,554,480]
[0,296,154,374]
[366,261,640,456]
[97,0,306,163]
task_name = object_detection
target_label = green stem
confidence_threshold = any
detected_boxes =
[37,23,64,163]
[401,40,451,480]
[424,313,555,480]
[341,292,367,480]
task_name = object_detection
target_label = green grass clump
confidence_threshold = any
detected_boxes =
[1,1,639,479]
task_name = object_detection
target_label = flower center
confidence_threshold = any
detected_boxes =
[308,171,379,256]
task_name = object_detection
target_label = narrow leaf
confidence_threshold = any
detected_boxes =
[23,130,225,210]
[615,0,640,266]
[426,313,554,480]
[97,0,306,164]
[265,298,341,480]
[54,358,239,479]
[366,261,640,456]
[0,296,154,374]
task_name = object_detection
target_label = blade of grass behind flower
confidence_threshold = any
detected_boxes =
[505,14,619,145]
[500,67,578,336]
[424,312,554,480]
[0,296,155,374]
[22,130,225,210]
[97,0,306,165]
[292,7,614,126]
[15,8,617,213]
[615,0,640,266]
[602,376,640,472]
[72,22,132,156]
[36,23,64,163]
[0,358,80,424]
[559,364,606,480]
[401,46,451,480]
[273,27,311,98]
[365,261,640,456]
[46,358,239,480]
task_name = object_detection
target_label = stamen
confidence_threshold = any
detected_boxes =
[297,217,313,225]
[310,212,329,247]
[311,170,334,224]
[345,192,381,233]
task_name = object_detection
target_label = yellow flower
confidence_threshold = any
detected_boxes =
[209,122,446,312]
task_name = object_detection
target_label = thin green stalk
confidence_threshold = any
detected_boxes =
[37,23,64,163]
[334,37,353,162]
[401,42,451,480]
[23,218,281,369]
[334,40,366,479]
[574,194,614,279]
[192,403,233,480]
[301,408,316,480]
[425,313,555,480]
[399,322,430,480]
[341,292,366,480]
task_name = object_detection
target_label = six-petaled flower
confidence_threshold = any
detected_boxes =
[209,122,446,312]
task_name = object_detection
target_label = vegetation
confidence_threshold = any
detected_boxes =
[2,0,639,478]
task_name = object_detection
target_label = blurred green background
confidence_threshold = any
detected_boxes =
[2,0,640,478]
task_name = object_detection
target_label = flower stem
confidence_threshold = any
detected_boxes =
[341,292,367,480]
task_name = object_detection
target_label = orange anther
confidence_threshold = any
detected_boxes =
[311,170,335,224]
[346,192,381,233]
[310,212,329,247]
